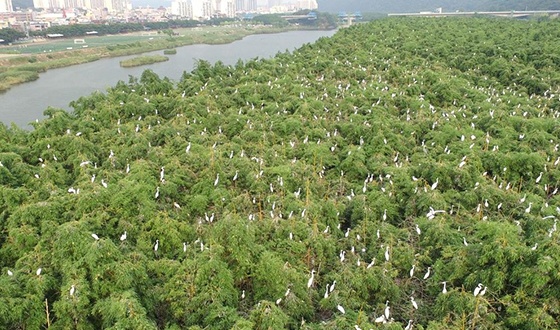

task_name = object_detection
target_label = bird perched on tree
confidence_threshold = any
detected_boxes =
[423,267,431,280]
[337,304,345,314]
[473,283,483,296]
[307,270,316,288]
[410,296,418,310]
[441,281,448,294]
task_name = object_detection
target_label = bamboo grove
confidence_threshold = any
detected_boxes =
[1,17,560,329]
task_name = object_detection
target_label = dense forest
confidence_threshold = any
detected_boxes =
[2,17,560,329]
[317,0,560,13]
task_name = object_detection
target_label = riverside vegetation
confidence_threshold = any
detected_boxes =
[120,55,169,68]
[1,17,560,329]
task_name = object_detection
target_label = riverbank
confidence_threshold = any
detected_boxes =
[0,25,311,92]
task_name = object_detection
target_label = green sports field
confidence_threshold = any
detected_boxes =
[0,26,234,55]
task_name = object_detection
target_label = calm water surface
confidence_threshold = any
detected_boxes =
[0,29,336,129]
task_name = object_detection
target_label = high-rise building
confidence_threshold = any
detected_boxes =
[246,0,256,11]
[224,0,234,17]
[201,0,212,18]
[235,0,244,12]
[0,0,13,12]
[171,0,193,18]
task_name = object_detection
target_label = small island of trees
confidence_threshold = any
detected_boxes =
[1,16,560,329]
[120,55,170,67]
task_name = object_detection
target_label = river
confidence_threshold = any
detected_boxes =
[0,29,336,129]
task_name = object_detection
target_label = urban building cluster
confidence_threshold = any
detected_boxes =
[170,0,317,20]
[0,0,317,32]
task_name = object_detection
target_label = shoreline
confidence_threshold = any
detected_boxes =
[0,25,329,92]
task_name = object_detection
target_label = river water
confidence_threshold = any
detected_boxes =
[0,29,336,129]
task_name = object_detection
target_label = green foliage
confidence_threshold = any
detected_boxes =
[0,28,25,43]
[1,17,560,329]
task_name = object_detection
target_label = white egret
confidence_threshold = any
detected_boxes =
[415,224,421,235]
[307,270,316,288]
[155,187,160,199]
[329,280,336,293]
[384,303,390,320]
[405,320,413,330]
[536,172,543,183]
[36,268,42,276]
[337,304,345,314]
[70,285,76,296]
[183,242,187,252]
[525,202,532,214]
[473,283,483,296]
[324,284,329,299]
[91,233,99,240]
[120,231,127,241]
[384,246,390,262]
[480,286,487,296]
[160,167,165,182]
[431,178,439,190]
[214,173,220,186]
[410,296,418,310]
[409,265,415,278]
[463,237,469,246]
[7,269,13,276]
[374,315,386,323]
[241,290,245,299]
[441,281,447,294]
[154,239,159,252]
[423,267,431,280]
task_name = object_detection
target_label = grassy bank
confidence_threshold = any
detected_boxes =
[120,55,169,67]
[0,25,301,92]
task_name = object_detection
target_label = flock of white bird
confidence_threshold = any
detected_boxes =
[4,21,560,329]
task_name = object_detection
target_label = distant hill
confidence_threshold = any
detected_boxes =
[317,0,560,13]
